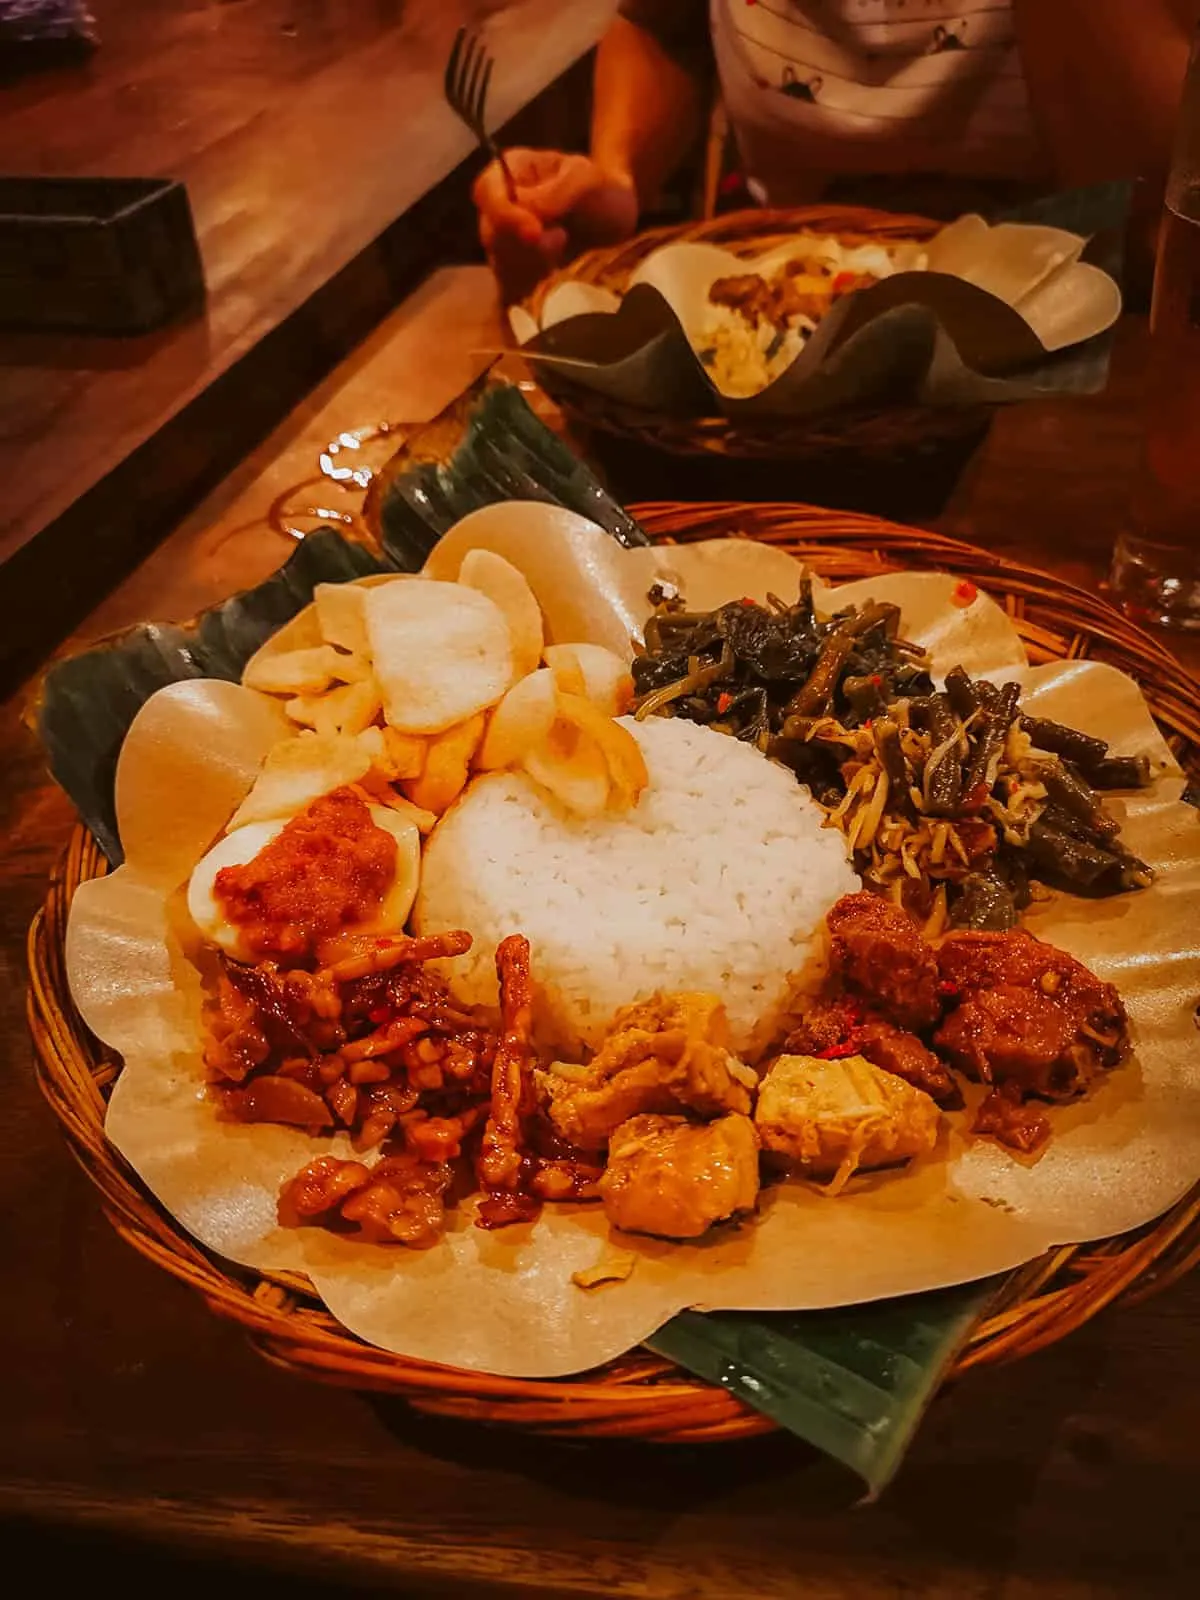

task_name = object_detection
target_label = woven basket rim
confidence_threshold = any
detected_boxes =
[26,504,1200,1440]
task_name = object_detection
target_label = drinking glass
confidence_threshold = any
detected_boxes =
[1110,27,1200,629]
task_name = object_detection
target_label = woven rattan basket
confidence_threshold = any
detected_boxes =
[27,504,1200,1443]
[526,205,994,466]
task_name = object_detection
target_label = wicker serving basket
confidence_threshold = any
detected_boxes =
[27,504,1200,1443]
[526,205,994,466]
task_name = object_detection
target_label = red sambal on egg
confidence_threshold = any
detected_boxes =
[214,787,396,962]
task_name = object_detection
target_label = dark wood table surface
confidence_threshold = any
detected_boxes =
[0,0,610,680]
[1,287,1198,1597]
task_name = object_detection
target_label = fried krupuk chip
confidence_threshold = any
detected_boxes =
[313,582,371,657]
[459,549,544,680]
[401,713,486,815]
[476,668,558,771]
[367,789,438,834]
[554,692,649,811]
[543,644,633,717]
[547,654,586,697]
[346,772,439,834]
[283,696,322,730]
[286,678,382,738]
[243,644,370,697]
[365,580,514,734]
[522,712,611,818]
[228,730,376,828]
[379,726,427,781]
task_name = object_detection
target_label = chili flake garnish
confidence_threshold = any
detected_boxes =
[952,579,978,607]
[716,692,735,714]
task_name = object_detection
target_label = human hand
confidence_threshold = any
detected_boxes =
[472,147,638,301]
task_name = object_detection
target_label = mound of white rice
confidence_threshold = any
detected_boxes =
[414,718,858,1059]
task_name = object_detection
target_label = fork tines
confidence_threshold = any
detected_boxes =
[445,26,493,141]
[444,25,515,201]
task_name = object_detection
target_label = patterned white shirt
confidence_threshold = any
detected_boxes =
[687,1,1046,200]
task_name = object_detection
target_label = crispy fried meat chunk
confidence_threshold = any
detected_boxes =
[826,892,942,1031]
[971,1084,1052,1155]
[935,929,1128,1099]
[278,1152,451,1247]
[599,1113,760,1239]
[539,993,755,1151]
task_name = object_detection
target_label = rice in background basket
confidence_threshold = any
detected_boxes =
[699,303,812,397]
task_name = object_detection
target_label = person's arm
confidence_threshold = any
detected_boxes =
[1014,0,1198,188]
[473,3,709,297]
[591,3,711,208]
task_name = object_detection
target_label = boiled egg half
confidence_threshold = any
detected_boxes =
[187,804,420,962]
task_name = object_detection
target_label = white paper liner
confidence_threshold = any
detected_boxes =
[517,219,1122,411]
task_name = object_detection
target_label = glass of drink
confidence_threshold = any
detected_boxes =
[1110,27,1200,630]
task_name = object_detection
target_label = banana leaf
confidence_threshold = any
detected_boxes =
[37,385,646,863]
[648,1279,1000,1495]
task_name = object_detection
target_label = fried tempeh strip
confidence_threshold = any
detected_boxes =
[477,934,535,1194]
[320,929,472,982]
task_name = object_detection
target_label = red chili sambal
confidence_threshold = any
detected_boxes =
[215,788,396,963]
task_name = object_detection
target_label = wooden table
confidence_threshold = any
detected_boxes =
[0,0,613,681]
[2,271,1198,1598]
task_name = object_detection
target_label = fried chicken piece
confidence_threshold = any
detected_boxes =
[709,265,845,328]
[599,1113,760,1239]
[708,272,775,323]
[755,1053,940,1194]
[827,892,943,1031]
[782,996,859,1058]
[783,995,960,1107]
[935,930,1128,1099]
[939,930,1126,1044]
[539,992,756,1151]
[938,985,1102,1100]
[339,1155,452,1246]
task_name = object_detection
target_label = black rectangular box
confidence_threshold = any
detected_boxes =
[0,175,205,333]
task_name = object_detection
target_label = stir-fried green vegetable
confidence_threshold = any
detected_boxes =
[632,585,933,797]
[633,591,1155,930]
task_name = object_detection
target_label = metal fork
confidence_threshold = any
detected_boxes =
[444,26,518,203]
